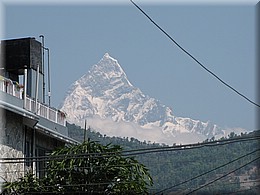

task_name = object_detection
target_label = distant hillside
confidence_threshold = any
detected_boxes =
[67,123,260,194]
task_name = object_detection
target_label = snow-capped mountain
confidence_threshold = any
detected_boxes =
[60,53,244,144]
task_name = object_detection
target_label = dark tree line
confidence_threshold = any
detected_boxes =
[67,123,260,194]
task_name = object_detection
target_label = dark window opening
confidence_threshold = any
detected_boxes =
[36,147,47,178]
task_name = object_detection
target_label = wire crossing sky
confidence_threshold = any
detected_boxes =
[1,133,259,163]
[3,1,257,131]
[130,0,260,108]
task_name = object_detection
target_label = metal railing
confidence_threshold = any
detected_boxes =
[0,76,66,126]
[0,76,23,99]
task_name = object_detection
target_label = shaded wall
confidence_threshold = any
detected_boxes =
[0,110,24,182]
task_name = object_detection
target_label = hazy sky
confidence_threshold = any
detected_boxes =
[1,0,258,131]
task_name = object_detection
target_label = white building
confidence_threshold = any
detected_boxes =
[0,37,78,186]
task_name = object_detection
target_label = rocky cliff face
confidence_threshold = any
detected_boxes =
[60,53,237,144]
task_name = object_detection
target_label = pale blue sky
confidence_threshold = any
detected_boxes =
[2,1,258,131]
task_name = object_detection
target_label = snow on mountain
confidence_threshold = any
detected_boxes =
[60,53,244,145]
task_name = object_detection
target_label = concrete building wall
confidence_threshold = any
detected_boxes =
[0,109,68,184]
[0,110,25,182]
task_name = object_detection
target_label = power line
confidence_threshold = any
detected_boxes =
[1,133,259,164]
[122,135,260,156]
[2,147,258,175]
[1,138,259,193]
[2,179,142,194]
[155,148,260,194]
[130,0,260,108]
[219,179,260,186]
[185,156,260,194]
[219,185,260,195]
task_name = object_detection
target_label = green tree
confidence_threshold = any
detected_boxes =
[2,172,46,194]
[3,141,153,194]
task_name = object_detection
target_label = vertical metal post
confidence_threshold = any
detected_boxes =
[32,129,36,176]
[23,66,27,109]
[23,126,27,174]
[35,64,40,114]
[84,120,87,142]
[12,81,15,96]
[55,111,58,123]
[39,35,45,104]
[47,48,51,107]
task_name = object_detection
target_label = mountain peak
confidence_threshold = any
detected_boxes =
[103,52,111,59]
[67,54,133,98]
[60,53,237,145]
[93,53,130,82]
[101,52,117,62]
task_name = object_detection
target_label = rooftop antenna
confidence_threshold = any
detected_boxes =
[39,35,51,106]
[39,35,45,104]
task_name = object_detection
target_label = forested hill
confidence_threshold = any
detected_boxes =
[67,122,166,149]
[67,123,260,194]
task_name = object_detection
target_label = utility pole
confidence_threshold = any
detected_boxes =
[84,119,87,142]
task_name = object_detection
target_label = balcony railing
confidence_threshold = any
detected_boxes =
[0,76,66,126]
[0,76,23,99]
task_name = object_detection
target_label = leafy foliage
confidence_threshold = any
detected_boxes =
[2,141,153,194]
[2,172,43,194]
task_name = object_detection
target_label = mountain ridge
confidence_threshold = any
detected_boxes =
[60,53,245,144]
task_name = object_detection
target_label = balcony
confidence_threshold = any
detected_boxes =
[0,75,66,126]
